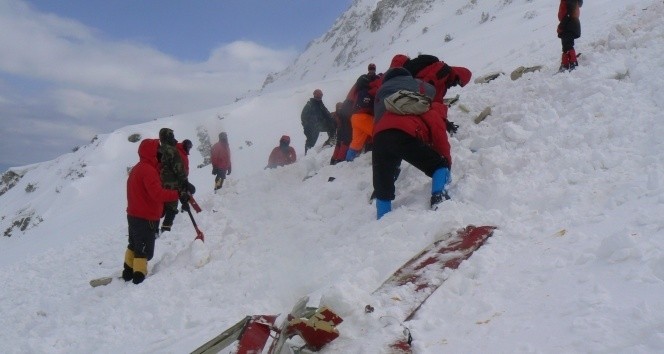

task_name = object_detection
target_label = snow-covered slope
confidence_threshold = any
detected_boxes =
[1,0,664,353]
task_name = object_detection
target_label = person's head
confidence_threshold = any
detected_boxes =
[447,67,472,88]
[159,128,176,146]
[182,139,193,154]
[368,63,377,73]
[335,102,343,111]
[279,135,291,147]
[313,89,323,100]
[218,132,228,142]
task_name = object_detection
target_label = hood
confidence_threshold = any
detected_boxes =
[138,139,160,167]
[390,54,410,68]
[451,66,472,87]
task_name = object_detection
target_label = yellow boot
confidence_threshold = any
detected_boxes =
[132,257,148,284]
[122,249,135,281]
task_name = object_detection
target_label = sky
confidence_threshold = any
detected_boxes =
[1,0,664,353]
[0,0,352,172]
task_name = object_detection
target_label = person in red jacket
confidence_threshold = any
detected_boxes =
[266,135,297,169]
[557,0,583,71]
[372,68,452,219]
[176,139,193,176]
[345,63,382,161]
[330,102,352,165]
[211,132,231,192]
[403,54,472,104]
[124,139,184,284]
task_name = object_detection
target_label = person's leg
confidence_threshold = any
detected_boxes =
[160,201,178,232]
[372,131,402,219]
[127,216,157,284]
[304,129,319,154]
[390,132,451,208]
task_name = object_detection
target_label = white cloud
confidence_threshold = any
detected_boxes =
[51,89,115,120]
[0,0,299,167]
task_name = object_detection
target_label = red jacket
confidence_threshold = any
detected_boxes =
[267,146,297,168]
[559,0,581,21]
[176,142,189,176]
[127,139,179,220]
[373,102,451,165]
[211,141,231,170]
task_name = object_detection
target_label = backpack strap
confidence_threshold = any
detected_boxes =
[436,63,452,79]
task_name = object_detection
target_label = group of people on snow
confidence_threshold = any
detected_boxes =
[122,1,582,283]
[124,128,196,284]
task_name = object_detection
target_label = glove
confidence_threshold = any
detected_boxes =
[227,167,231,175]
[345,149,359,162]
[211,167,218,175]
[179,192,190,206]
[187,182,196,195]
[446,120,459,135]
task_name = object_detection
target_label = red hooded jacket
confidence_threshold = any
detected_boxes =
[373,102,451,165]
[211,140,231,170]
[414,63,472,104]
[127,139,179,220]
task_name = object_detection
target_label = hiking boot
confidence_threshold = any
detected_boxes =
[132,271,145,284]
[559,51,571,72]
[568,49,578,70]
[122,264,133,282]
[430,191,450,210]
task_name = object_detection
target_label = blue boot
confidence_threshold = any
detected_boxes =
[431,168,450,210]
[376,199,392,219]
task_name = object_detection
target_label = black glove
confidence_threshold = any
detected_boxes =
[179,192,190,206]
[227,167,231,175]
[187,182,196,195]
[446,120,459,135]
[212,167,218,175]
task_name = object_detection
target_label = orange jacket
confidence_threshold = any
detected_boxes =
[349,112,374,151]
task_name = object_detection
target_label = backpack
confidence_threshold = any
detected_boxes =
[384,90,432,115]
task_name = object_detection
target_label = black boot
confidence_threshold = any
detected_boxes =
[430,191,450,210]
[122,263,133,282]
[132,272,145,284]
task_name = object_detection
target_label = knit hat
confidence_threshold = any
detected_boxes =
[159,128,176,145]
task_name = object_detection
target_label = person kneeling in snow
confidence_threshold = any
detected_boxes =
[372,68,453,219]
[266,135,297,169]
[124,139,188,284]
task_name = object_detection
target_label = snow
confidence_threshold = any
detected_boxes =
[1,0,664,353]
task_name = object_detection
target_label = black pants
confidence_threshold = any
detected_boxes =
[558,16,581,52]
[127,215,158,260]
[561,35,575,52]
[372,129,449,201]
[214,169,227,190]
[304,124,335,152]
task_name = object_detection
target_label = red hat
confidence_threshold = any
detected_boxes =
[451,67,472,87]
[368,63,376,71]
